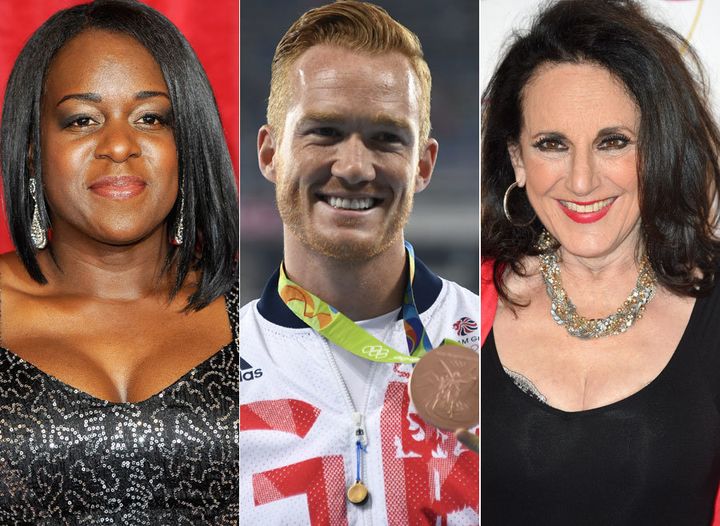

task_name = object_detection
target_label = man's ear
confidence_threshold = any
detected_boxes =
[258,125,278,183]
[414,138,438,193]
[507,142,526,187]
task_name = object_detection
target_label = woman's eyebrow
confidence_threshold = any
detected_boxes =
[136,90,170,100]
[56,90,170,106]
[56,92,101,106]
[596,125,635,137]
[530,131,567,141]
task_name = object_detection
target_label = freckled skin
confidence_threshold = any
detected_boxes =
[264,44,433,261]
[257,44,438,320]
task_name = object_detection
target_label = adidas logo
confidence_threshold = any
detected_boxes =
[240,357,263,382]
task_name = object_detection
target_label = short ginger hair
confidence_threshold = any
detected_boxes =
[268,0,432,142]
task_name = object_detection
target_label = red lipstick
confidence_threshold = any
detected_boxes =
[89,176,146,200]
[558,198,615,224]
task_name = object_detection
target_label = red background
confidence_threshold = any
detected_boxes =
[0,0,239,254]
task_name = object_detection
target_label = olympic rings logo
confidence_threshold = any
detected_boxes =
[361,345,390,360]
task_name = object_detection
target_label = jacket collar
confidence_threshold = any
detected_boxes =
[257,254,443,328]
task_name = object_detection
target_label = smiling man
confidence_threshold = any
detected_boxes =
[240,1,479,523]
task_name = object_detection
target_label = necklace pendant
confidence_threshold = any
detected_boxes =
[347,481,369,505]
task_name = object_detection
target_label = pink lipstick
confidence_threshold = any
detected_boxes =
[558,197,615,224]
[89,176,146,200]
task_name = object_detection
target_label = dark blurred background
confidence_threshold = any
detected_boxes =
[241,0,479,303]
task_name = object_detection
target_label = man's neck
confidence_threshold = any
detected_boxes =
[283,237,408,321]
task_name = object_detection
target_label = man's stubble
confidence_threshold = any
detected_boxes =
[275,159,415,262]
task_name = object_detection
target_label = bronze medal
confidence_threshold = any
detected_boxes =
[347,481,369,504]
[408,344,479,431]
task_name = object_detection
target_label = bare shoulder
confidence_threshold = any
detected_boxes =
[0,252,44,295]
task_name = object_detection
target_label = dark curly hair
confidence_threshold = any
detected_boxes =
[1,0,238,310]
[481,0,720,305]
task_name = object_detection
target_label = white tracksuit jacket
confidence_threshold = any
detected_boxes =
[240,258,479,526]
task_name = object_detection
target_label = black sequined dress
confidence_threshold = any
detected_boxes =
[0,286,239,525]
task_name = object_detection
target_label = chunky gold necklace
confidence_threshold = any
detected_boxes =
[536,230,657,339]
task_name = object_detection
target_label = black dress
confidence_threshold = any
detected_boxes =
[0,286,239,525]
[482,282,720,526]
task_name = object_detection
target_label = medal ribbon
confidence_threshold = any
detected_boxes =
[278,241,436,363]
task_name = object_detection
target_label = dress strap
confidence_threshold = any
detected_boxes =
[226,282,239,347]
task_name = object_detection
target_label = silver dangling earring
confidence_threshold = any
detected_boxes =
[503,181,536,227]
[171,181,185,246]
[28,178,47,250]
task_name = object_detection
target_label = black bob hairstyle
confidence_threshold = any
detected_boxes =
[0,0,238,310]
[482,0,720,304]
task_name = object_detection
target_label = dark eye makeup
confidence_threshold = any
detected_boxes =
[598,133,631,149]
[136,112,173,127]
[60,110,173,130]
[531,132,633,152]
[62,115,98,128]
[531,136,567,151]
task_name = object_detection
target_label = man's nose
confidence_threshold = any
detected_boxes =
[331,134,375,184]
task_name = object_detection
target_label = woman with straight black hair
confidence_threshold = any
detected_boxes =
[0,0,238,523]
[482,0,720,524]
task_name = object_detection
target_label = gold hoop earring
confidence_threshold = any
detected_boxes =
[503,181,536,227]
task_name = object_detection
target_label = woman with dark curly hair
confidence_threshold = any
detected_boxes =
[0,0,238,523]
[482,1,720,524]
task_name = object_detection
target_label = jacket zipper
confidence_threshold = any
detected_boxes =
[322,340,370,513]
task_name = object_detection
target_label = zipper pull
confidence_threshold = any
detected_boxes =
[348,412,370,505]
[352,411,367,447]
